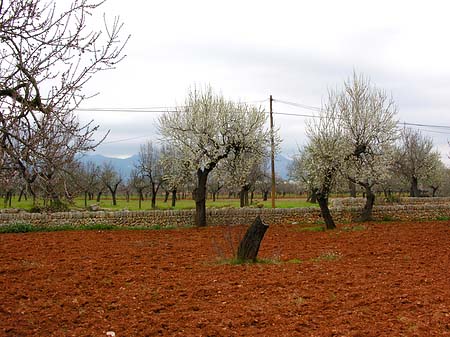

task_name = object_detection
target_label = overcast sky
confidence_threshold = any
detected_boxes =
[77,0,450,163]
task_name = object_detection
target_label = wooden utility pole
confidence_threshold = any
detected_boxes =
[269,95,276,208]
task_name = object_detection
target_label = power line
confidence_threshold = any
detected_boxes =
[272,98,322,112]
[273,98,450,130]
[102,135,152,144]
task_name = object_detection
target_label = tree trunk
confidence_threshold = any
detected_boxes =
[194,169,209,227]
[171,189,177,207]
[164,191,169,203]
[96,191,102,203]
[358,185,375,222]
[349,179,357,197]
[431,186,438,197]
[317,192,336,230]
[18,189,25,202]
[250,191,254,204]
[410,176,420,197]
[239,185,250,207]
[237,216,269,262]
[111,191,117,206]
[138,190,143,209]
[212,192,217,202]
[262,191,268,201]
[84,191,88,207]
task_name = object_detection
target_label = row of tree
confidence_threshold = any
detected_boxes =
[288,73,448,229]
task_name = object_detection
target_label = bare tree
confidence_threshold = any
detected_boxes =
[100,162,122,206]
[135,141,165,209]
[76,161,101,207]
[129,168,148,209]
[0,0,128,183]
[158,85,269,226]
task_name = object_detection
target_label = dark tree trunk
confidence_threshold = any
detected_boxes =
[431,186,438,197]
[171,189,177,207]
[358,185,375,222]
[18,189,26,202]
[317,191,336,230]
[111,191,117,206]
[239,185,250,207]
[349,179,357,197]
[237,216,269,262]
[151,183,159,209]
[30,189,36,206]
[410,176,420,197]
[126,191,130,203]
[262,190,268,201]
[96,191,102,203]
[212,192,217,202]
[250,191,254,204]
[164,191,169,203]
[193,169,209,227]
[138,190,143,209]
[84,192,88,207]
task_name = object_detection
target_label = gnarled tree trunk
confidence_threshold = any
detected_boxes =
[317,191,336,230]
[410,176,420,197]
[237,216,269,262]
[358,184,375,222]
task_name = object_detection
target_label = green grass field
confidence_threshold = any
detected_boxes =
[2,195,318,211]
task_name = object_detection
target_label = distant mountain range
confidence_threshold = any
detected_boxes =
[80,153,292,180]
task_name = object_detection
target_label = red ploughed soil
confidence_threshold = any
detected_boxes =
[1,221,450,337]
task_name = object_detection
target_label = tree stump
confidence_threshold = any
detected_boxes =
[237,216,269,262]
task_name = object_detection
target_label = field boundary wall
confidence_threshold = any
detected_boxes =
[1,200,450,228]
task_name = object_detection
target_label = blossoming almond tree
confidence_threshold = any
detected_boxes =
[338,73,398,221]
[394,128,441,197]
[158,86,268,227]
[304,90,347,229]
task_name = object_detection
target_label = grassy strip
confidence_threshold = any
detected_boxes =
[2,196,318,212]
[0,222,180,233]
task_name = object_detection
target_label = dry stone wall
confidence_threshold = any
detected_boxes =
[1,202,450,229]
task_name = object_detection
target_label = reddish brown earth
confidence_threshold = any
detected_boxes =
[1,221,450,336]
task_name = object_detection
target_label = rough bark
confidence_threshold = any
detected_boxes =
[431,186,438,198]
[237,216,269,262]
[358,185,375,222]
[138,190,144,209]
[410,176,420,197]
[171,189,177,207]
[316,192,336,230]
[349,180,357,197]
[239,185,250,207]
[193,169,209,227]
